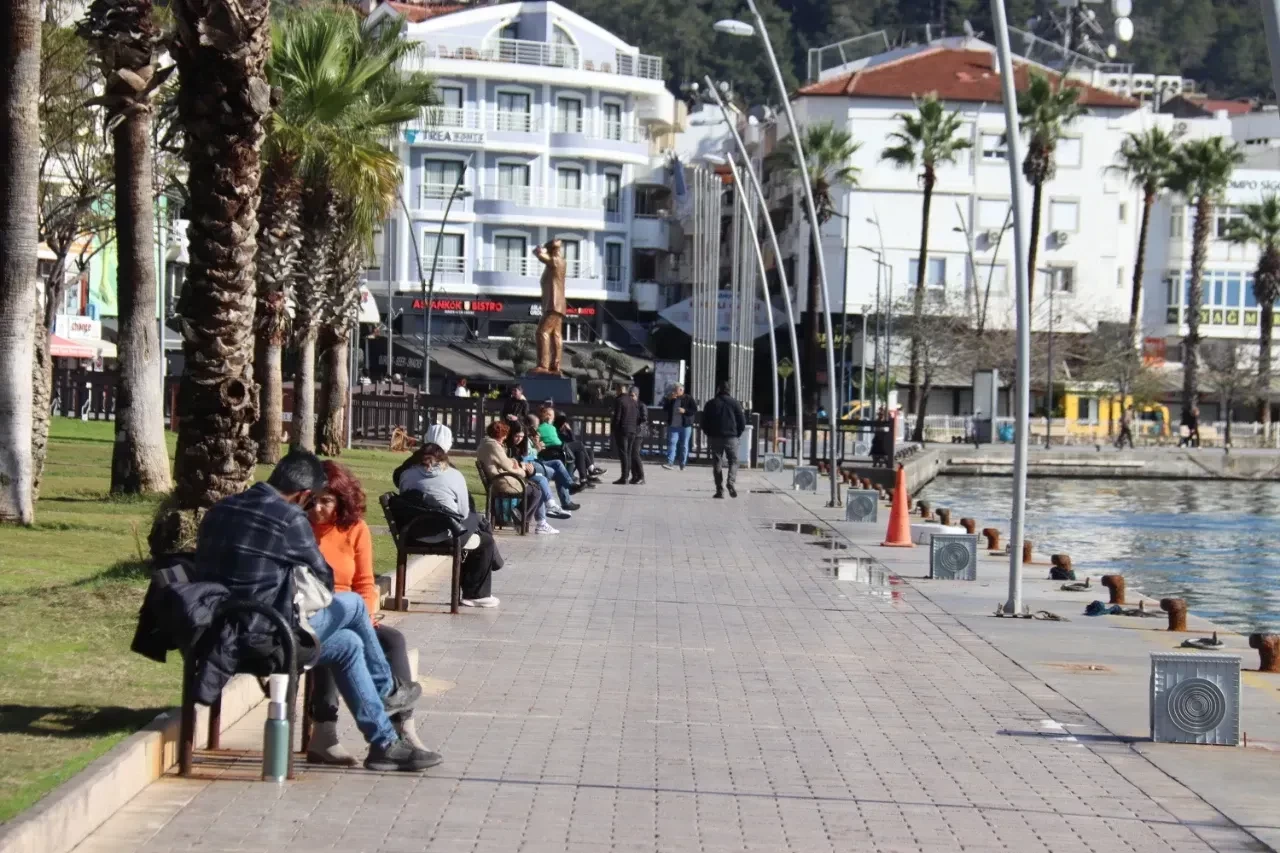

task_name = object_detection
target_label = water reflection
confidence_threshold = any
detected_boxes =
[921,476,1280,633]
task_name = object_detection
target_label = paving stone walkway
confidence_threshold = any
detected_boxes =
[74,467,1266,853]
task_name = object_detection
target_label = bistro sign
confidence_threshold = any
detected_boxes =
[405,129,485,146]
[410,298,503,313]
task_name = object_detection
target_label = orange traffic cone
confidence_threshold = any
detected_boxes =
[881,463,914,548]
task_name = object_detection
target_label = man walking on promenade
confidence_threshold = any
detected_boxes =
[661,384,696,471]
[1116,406,1135,450]
[701,381,746,499]
[611,385,645,485]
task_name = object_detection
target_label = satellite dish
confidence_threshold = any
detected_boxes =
[963,19,976,38]
[1115,16,1134,42]
[1106,43,1118,58]
[1111,0,1133,16]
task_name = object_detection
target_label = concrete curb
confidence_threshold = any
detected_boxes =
[0,555,448,853]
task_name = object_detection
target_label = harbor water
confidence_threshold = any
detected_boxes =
[920,475,1280,634]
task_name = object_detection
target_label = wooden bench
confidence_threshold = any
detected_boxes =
[378,492,467,614]
[474,461,533,535]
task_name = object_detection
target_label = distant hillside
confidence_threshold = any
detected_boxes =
[555,0,1273,103]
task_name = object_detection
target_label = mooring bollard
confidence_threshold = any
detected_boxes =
[982,528,1001,550]
[1049,554,1074,581]
[917,500,932,520]
[1101,574,1126,605]
[1160,598,1188,631]
[1249,633,1280,672]
[1022,539,1033,564]
[960,517,977,535]
[936,508,952,526]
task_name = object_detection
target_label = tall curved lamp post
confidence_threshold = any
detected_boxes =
[715,8,841,506]
[700,76,804,459]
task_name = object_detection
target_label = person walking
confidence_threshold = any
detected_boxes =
[701,381,746,499]
[611,385,645,485]
[661,384,695,471]
[1115,406,1135,450]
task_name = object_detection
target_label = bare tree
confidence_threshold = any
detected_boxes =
[1203,341,1259,447]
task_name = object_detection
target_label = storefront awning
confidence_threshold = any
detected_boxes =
[50,335,96,359]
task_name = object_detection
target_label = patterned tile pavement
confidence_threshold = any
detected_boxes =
[71,467,1268,852]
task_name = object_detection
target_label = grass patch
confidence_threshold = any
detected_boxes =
[0,418,481,823]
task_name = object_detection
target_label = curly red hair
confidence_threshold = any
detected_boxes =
[321,460,366,529]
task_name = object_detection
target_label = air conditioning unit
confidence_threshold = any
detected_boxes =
[853,440,872,457]
[761,453,785,474]
[1052,230,1070,246]
[981,229,1002,243]
[792,466,818,492]
[845,489,878,523]
[929,534,978,580]
[1150,653,1240,746]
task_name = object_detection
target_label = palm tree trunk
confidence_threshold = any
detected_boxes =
[257,335,285,462]
[31,264,65,497]
[150,0,271,556]
[291,329,317,452]
[0,0,42,525]
[111,108,172,495]
[1129,190,1156,352]
[1183,198,1212,414]
[909,171,933,435]
[1259,300,1274,425]
[317,332,349,456]
[252,157,301,463]
[1027,180,1044,306]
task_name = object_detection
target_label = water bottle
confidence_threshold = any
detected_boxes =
[262,674,290,784]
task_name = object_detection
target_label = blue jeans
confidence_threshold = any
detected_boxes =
[308,592,397,748]
[530,472,554,506]
[667,426,692,467]
[532,458,574,505]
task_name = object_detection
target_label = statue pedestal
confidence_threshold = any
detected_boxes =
[521,374,578,405]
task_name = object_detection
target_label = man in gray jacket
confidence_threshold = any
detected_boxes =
[700,382,747,498]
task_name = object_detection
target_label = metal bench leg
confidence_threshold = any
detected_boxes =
[299,672,314,754]
[207,695,222,750]
[394,551,407,611]
[451,544,463,614]
[179,655,197,777]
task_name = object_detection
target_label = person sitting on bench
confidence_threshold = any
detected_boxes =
[397,441,506,608]
[508,417,579,513]
[478,420,557,534]
[194,450,436,772]
[537,405,600,485]
[305,460,442,764]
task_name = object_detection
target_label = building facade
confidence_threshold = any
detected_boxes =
[365,0,674,359]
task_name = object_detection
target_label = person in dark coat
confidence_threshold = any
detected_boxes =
[611,385,646,485]
[501,384,530,424]
[193,451,435,772]
[701,381,747,498]
[661,384,696,471]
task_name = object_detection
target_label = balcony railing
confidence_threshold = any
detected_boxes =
[553,115,585,134]
[421,255,466,283]
[600,120,648,143]
[488,110,539,133]
[421,106,480,129]
[420,182,473,207]
[605,264,626,293]
[478,184,605,213]
[554,188,600,210]
[412,36,663,80]
[477,256,597,279]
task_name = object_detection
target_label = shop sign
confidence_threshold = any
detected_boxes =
[528,304,598,317]
[409,298,504,314]
[405,129,485,146]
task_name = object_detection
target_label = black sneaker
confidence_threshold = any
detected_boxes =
[727,486,737,498]
[383,680,422,717]
[591,468,608,477]
[562,501,581,511]
[714,491,725,499]
[569,483,586,494]
[612,478,628,485]
[364,738,443,772]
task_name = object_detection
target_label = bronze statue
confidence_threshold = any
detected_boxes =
[531,239,566,374]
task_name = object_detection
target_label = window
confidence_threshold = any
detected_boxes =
[551,25,577,67]
[494,91,531,131]
[1170,206,1185,239]
[977,198,1009,230]
[556,167,582,207]
[494,235,527,272]
[1048,200,1079,233]
[980,133,1007,162]
[605,242,623,284]
[908,257,947,288]
[564,321,589,342]
[498,22,518,40]
[1119,202,1128,223]
[602,102,622,139]
[423,159,464,201]
[497,162,530,202]
[1165,275,1179,307]
[431,86,464,127]
[1056,137,1082,168]
[976,263,1008,295]
[1215,206,1245,238]
[1247,273,1259,308]
[423,233,464,270]
[556,97,583,133]
[369,226,384,272]
[559,238,581,275]
[604,172,622,217]
[1045,266,1074,293]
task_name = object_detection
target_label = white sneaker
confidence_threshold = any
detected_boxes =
[549,507,573,520]
[535,521,560,535]
[460,595,500,608]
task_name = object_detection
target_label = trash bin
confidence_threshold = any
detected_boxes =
[740,425,753,468]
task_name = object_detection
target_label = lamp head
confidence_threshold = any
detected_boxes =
[713,18,755,37]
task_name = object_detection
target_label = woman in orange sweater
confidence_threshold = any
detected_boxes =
[306,461,435,766]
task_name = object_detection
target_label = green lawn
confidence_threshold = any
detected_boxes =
[0,418,479,824]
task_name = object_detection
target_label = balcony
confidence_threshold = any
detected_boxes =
[419,107,480,129]
[631,215,672,251]
[419,183,473,211]
[418,255,466,286]
[487,109,539,134]
[606,264,627,295]
[475,184,606,216]
[411,36,663,81]
[476,256,598,280]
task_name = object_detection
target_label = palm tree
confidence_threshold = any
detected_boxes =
[264,7,432,454]
[1114,128,1176,352]
[880,93,971,443]
[0,0,43,525]
[1223,195,1280,424]
[80,0,173,495]
[1016,72,1082,305]
[1165,136,1245,418]
[149,0,272,556]
[768,121,860,410]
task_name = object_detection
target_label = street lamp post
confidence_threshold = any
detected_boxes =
[716,5,842,506]
[991,0,1034,617]
[701,76,805,460]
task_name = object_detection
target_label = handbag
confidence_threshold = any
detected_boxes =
[293,563,333,618]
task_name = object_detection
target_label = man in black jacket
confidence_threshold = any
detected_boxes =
[701,381,747,498]
[610,385,646,485]
[660,384,696,471]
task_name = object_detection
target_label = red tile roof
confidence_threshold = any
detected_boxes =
[1194,98,1254,116]
[384,1,465,23]
[797,47,1138,109]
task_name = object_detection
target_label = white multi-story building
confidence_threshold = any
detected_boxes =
[364,0,674,375]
